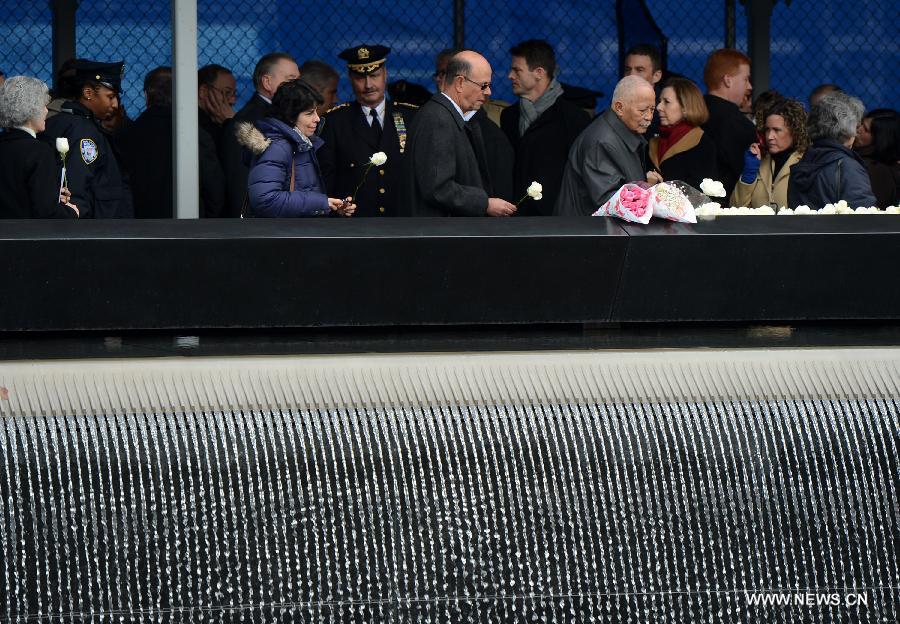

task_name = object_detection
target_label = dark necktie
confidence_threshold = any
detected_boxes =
[369,108,382,143]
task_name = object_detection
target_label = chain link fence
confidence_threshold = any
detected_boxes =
[0,1,896,117]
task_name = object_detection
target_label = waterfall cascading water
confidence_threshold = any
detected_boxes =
[1,350,898,622]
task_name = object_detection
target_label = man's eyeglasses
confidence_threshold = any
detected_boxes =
[459,75,491,91]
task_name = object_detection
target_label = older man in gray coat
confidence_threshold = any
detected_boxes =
[399,50,517,217]
[554,76,657,216]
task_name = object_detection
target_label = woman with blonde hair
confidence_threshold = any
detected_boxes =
[647,77,717,190]
[732,98,809,209]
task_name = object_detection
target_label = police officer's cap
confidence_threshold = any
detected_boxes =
[338,45,390,75]
[72,59,125,94]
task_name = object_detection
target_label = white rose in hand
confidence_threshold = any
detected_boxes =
[699,178,726,198]
[370,152,387,166]
[527,181,543,198]
[56,138,70,156]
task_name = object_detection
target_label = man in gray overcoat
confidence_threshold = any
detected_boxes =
[399,50,517,217]
[554,75,657,216]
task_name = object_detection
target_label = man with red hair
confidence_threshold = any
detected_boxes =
[701,49,757,197]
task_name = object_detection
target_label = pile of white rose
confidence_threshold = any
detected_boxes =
[696,179,900,216]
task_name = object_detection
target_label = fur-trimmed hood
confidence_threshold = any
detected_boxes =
[235,121,271,155]
[235,117,322,156]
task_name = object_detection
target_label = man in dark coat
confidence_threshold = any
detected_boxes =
[117,66,173,218]
[220,52,299,217]
[41,59,133,218]
[701,49,757,197]
[399,51,517,217]
[554,76,656,216]
[317,45,418,217]
[501,39,590,214]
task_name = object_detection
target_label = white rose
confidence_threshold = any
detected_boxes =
[794,205,813,214]
[835,199,849,211]
[55,137,69,156]
[756,206,775,215]
[779,207,795,215]
[819,205,837,214]
[699,178,727,198]
[854,206,867,214]
[885,206,900,214]
[527,181,543,199]
[369,152,387,166]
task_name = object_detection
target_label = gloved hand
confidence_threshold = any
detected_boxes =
[740,147,761,184]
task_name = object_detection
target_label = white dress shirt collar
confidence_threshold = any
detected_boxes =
[441,92,476,122]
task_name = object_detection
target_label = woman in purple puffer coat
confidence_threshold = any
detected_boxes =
[237,78,355,217]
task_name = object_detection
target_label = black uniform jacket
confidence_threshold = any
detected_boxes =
[41,101,133,218]
[0,128,77,218]
[317,100,418,217]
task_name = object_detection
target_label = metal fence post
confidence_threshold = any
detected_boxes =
[453,0,465,49]
[725,0,736,48]
[172,0,199,219]
[50,0,78,88]
[746,0,775,96]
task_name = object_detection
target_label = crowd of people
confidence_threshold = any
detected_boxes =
[0,41,897,220]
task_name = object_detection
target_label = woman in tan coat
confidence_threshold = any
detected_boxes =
[731,98,808,209]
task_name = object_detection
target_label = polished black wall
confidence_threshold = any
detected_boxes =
[1,217,898,332]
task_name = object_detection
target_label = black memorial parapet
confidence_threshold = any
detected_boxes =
[1,217,898,332]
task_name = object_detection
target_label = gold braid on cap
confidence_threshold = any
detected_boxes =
[347,58,386,74]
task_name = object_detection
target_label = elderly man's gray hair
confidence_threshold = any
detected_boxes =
[0,75,49,128]
[612,75,653,104]
[808,91,865,142]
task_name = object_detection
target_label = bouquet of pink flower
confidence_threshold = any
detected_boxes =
[592,183,652,224]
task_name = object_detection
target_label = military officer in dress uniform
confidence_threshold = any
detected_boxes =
[317,44,418,217]
[41,60,133,218]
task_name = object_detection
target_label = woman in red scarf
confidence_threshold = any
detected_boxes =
[648,77,717,190]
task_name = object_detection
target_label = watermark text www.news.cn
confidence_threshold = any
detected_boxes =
[746,591,868,608]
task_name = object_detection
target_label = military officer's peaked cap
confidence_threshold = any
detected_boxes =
[338,44,390,75]
[72,59,125,93]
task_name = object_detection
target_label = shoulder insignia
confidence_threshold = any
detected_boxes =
[324,102,351,115]
[80,138,99,165]
[395,102,420,109]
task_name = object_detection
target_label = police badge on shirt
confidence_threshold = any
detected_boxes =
[80,138,99,165]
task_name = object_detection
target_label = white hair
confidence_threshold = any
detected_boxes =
[808,91,866,142]
[0,75,49,128]
[612,75,653,105]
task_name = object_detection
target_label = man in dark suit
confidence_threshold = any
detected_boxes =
[701,49,757,197]
[220,52,299,217]
[117,66,174,218]
[400,50,517,217]
[501,39,590,214]
[317,45,418,217]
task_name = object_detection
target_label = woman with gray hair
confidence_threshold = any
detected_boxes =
[787,91,876,208]
[0,75,78,218]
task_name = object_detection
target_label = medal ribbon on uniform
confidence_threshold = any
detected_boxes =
[393,111,407,154]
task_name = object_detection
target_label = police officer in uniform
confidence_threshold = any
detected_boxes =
[41,60,133,218]
[317,45,417,217]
